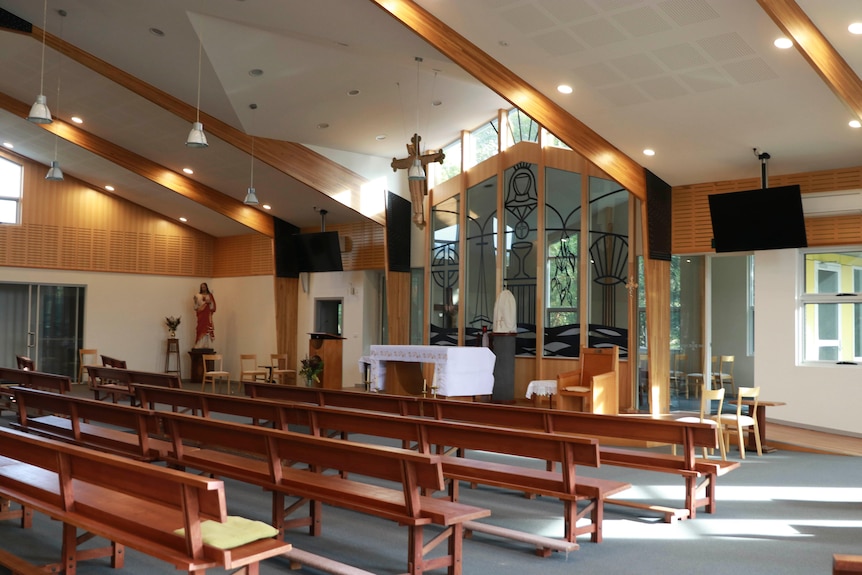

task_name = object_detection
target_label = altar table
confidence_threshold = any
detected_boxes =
[368,345,495,397]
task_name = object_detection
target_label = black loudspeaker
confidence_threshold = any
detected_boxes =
[386,192,411,273]
[273,217,300,278]
[645,169,672,261]
[0,9,32,33]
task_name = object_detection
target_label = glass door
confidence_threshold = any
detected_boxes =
[0,282,85,377]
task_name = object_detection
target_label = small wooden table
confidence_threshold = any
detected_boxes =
[526,379,557,408]
[729,399,786,453]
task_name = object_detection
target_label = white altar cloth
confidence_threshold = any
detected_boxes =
[368,345,495,397]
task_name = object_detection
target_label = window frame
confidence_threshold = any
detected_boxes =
[0,155,24,225]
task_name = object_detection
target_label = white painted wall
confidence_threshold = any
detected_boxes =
[755,249,862,435]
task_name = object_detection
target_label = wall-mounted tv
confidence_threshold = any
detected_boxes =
[295,231,343,272]
[708,184,807,253]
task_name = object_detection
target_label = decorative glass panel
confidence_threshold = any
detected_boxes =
[544,167,581,357]
[588,176,629,357]
[465,176,497,343]
[429,196,460,346]
[504,163,538,355]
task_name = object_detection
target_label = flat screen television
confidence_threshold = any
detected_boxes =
[708,184,807,253]
[295,231,343,272]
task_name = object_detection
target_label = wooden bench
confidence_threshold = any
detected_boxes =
[835,554,862,574]
[0,367,72,416]
[0,426,290,574]
[134,384,628,551]
[10,386,170,461]
[156,410,490,575]
[236,383,739,521]
[86,365,182,403]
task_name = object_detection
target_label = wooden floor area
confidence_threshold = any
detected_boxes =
[765,423,862,456]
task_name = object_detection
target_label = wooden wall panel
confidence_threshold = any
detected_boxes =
[385,271,411,345]
[213,234,274,277]
[0,150,216,276]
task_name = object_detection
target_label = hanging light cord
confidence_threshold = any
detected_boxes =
[195,39,203,123]
[38,0,48,96]
[414,57,422,153]
[53,9,66,160]
[249,103,257,187]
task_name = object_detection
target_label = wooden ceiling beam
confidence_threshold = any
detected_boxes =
[23,25,380,226]
[369,0,647,201]
[0,90,274,237]
[758,0,862,120]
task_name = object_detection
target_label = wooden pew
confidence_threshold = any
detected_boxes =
[240,382,739,521]
[156,410,490,575]
[835,554,862,574]
[0,426,291,574]
[0,368,72,416]
[135,384,627,551]
[86,365,182,403]
[11,386,170,461]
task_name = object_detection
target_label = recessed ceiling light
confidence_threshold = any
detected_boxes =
[849,22,862,35]
[2,142,12,149]
[248,68,264,77]
[643,148,656,156]
[432,100,443,107]
[499,40,509,47]
[262,204,272,210]
[71,116,83,124]
[347,89,360,96]
[375,134,387,141]
[182,167,194,174]
[179,217,188,222]
[557,84,573,94]
[149,27,165,37]
[317,123,330,130]
[850,120,862,128]
[774,37,793,49]
[104,185,114,191]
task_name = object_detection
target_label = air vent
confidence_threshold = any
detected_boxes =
[801,190,862,217]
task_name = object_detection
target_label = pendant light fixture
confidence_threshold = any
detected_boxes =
[243,103,259,205]
[185,37,208,148]
[45,8,66,181]
[27,0,53,124]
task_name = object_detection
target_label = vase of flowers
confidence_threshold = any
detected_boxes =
[165,315,181,338]
[299,355,324,387]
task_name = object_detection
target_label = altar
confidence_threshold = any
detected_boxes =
[367,345,495,397]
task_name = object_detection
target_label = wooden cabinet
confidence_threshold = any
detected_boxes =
[308,333,344,389]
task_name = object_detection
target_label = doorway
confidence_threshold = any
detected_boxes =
[0,282,85,377]
[315,298,343,336]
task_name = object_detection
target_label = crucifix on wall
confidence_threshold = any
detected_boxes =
[391,133,445,229]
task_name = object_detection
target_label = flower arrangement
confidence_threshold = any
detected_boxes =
[299,354,324,385]
[165,316,182,331]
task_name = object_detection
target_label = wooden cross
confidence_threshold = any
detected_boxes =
[391,133,445,228]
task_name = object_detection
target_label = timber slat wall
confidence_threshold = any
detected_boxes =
[672,166,862,253]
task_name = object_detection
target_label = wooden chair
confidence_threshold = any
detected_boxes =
[78,348,98,384]
[15,355,34,371]
[670,352,688,397]
[718,386,762,459]
[270,353,295,384]
[685,355,717,398]
[239,354,267,385]
[556,346,619,414]
[714,355,735,395]
[673,386,727,460]
[201,354,231,394]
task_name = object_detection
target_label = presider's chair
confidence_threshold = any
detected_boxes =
[556,346,619,414]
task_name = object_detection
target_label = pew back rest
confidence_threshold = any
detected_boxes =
[134,384,292,427]
[158,411,446,492]
[0,427,228,562]
[13,386,157,432]
[0,368,71,393]
[243,380,422,415]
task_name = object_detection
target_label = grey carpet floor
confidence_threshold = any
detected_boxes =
[0,415,859,574]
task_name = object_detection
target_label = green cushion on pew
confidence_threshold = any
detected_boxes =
[174,516,278,550]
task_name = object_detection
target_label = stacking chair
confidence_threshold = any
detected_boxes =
[556,346,619,414]
[673,386,726,460]
[201,354,231,394]
[718,386,762,459]
[78,348,99,384]
[270,353,295,385]
[714,355,735,395]
[240,354,267,385]
[670,352,688,398]
[16,355,35,371]
[685,355,717,398]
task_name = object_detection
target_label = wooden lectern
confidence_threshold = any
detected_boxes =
[308,333,344,389]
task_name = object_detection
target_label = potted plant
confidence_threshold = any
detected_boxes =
[299,355,324,387]
[165,315,181,338]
